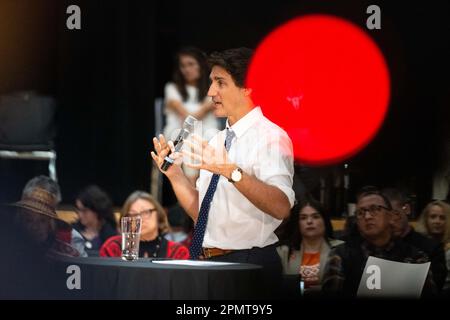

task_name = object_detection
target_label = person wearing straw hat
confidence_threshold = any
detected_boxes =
[10,184,80,258]
[19,175,87,256]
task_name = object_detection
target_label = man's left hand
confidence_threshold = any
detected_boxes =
[182,134,235,177]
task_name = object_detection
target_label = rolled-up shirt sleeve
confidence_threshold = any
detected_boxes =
[254,128,296,208]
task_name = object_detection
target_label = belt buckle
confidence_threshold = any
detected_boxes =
[203,248,212,258]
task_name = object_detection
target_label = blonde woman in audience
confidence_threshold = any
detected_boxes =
[417,200,450,249]
[417,200,450,295]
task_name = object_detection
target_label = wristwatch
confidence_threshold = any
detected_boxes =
[228,167,243,183]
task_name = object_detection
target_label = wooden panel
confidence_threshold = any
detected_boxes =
[57,211,417,231]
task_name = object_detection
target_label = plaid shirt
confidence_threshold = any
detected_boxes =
[322,237,437,298]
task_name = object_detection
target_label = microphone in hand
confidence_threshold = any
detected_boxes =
[160,115,197,171]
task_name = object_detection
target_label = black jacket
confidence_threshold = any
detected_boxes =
[322,237,438,298]
[403,228,448,291]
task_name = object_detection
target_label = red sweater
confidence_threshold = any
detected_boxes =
[100,235,189,259]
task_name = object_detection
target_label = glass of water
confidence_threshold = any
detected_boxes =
[121,216,142,261]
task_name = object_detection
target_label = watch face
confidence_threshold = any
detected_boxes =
[232,169,242,182]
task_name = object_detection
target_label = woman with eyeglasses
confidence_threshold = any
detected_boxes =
[100,191,189,259]
[73,185,118,256]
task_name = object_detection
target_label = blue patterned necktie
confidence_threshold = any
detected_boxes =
[189,128,236,259]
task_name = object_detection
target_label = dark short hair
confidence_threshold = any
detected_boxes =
[382,187,410,206]
[356,186,392,210]
[76,185,116,229]
[208,47,253,87]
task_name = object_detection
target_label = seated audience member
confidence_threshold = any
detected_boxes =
[383,188,447,291]
[416,200,450,249]
[10,183,80,259]
[20,175,87,257]
[322,186,437,298]
[416,199,450,295]
[277,196,343,294]
[72,185,118,256]
[100,191,189,259]
[0,203,62,298]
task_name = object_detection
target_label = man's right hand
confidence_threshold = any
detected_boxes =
[151,134,183,178]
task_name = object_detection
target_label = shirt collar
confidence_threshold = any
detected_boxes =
[225,107,263,138]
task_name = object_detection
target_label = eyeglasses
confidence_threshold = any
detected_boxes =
[127,208,157,218]
[75,207,90,214]
[355,205,389,219]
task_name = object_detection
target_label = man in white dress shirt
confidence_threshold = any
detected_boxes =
[151,48,295,296]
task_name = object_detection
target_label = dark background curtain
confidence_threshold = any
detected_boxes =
[55,0,155,205]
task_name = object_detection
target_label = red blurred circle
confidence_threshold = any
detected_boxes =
[247,15,390,165]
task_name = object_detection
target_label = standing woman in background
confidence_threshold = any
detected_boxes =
[163,47,219,185]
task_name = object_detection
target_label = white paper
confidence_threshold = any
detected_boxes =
[151,259,237,267]
[357,256,430,298]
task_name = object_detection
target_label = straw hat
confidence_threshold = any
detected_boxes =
[10,187,71,229]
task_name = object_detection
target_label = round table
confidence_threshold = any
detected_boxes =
[52,257,263,300]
